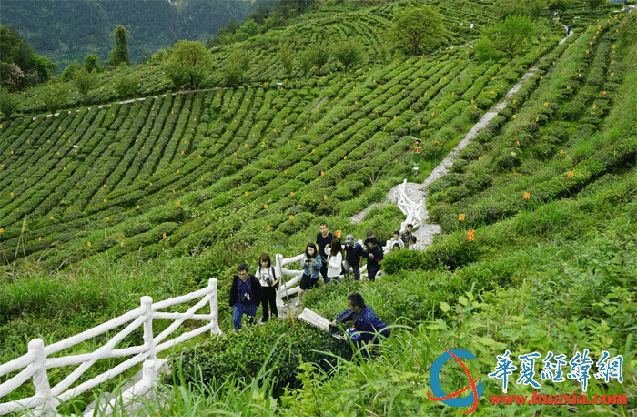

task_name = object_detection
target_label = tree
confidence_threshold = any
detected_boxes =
[238,19,260,37]
[248,4,270,25]
[110,25,130,66]
[84,54,102,73]
[389,5,445,55]
[224,49,249,86]
[494,0,544,21]
[279,44,294,77]
[115,73,140,98]
[0,88,19,118]
[332,41,364,71]
[474,15,536,61]
[164,40,212,90]
[61,61,81,82]
[73,67,99,99]
[42,82,67,115]
[300,44,330,75]
[33,56,56,84]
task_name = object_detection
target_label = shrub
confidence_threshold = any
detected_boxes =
[0,88,19,117]
[114,74,140,98]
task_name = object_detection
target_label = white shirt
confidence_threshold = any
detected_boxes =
[325,247,343,278]
[255,266,278,287]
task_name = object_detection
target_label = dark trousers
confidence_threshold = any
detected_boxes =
[319,258,328,281]
[343,260,360,280]
[261,286,278,321]
[232,303,257,330]
[368,266,379,281]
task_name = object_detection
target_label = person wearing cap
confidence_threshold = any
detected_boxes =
[400,224,414,246]
[343,234,363,281]
[362,238,383,281]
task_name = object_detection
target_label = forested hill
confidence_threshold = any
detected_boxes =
[0,0,261,68]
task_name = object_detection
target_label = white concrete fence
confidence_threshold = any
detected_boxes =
[0,278,221,416]
[397,179,425,234]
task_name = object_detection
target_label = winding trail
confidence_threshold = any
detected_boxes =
[350,28,574,250]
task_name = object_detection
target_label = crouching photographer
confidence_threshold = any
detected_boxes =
[229,263,262,330]
[330,293,390,357]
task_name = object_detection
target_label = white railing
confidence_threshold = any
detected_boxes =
[0,278,221,416]
[397,179,425,234]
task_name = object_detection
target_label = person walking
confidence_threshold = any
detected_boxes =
[325,237,343,285]
[384,230,405,254]
[400,224,414,246]
[255,253,279,323]
[362,238,383,282]
[343,234,363,280]
[228,263,263,330]
[316,223,335,284]
[296,242,322,306]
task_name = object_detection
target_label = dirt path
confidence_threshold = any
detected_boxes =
[350,29,574,250]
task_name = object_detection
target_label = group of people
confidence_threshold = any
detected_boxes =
[228,222,416,331]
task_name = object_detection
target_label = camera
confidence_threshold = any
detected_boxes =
[266,277,274,286]
[240,293,250,303]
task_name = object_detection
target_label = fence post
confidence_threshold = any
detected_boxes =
[208,278,222,335]
[29,339,58,417]
[141,296,156,361]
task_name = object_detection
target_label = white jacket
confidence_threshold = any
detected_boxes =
[324,246,343,278]
[384,238,405,254]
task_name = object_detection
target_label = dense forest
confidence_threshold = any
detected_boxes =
[0,0,264,69]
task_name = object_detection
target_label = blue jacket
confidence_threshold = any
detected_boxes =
[344,242,363,265]
[335,306,390,344]
[302,255,322,278]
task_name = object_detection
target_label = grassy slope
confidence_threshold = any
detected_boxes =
[0,0,635,415]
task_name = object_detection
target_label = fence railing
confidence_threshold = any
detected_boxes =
[0,278,221,416]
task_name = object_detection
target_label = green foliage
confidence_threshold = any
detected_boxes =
[278,44,295,77]
[238,19,260,37]
[73,67,99,98]
[174,320,352,396]
[224,48,249,86]
[389,5,445,55]
[33,55,57,84]
[110,25,131,66]
[299,45,329,75]
[0,88,19,118]
[42,82,67,115]
[84,54,102,74]
[164,40,212,90]
[114,74,140,98]
[332,41,363,71]
[493,0,544,21]
[61,61,81,82]
[475,15,536,61]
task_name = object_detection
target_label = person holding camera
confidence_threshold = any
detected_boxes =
[229,263,262,330]
[296,242,322,307]
[330,293,390,354]
[255,253,280,323]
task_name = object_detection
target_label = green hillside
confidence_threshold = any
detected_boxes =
[0,0,635,415]
[0,0,262,68]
